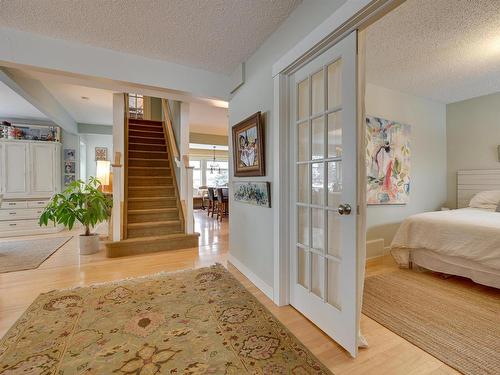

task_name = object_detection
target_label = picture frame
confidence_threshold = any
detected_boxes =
[232,112,265,177]
[233,181,271,208]
[95,147,108,161]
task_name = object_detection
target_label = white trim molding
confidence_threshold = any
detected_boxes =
[272,0,403,77]
[228,254,274,301]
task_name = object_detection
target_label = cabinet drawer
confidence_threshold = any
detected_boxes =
[0,208,44,220]
[0,219,41,231]
[1,201,28,209]
[27,200,49,208]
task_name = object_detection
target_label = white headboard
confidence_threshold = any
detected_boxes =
[457,169,500,208]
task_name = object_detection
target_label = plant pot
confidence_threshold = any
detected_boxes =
[79,233,100,255]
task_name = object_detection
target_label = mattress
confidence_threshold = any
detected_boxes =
[391,208,500,271]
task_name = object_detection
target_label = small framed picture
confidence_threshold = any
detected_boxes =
[64,161,75,174]
[64,149,76,161]
[95,147,108,161]
[232,112,265,177]
[64,174,75,185]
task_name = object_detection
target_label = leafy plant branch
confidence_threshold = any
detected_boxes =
[39,177,113,236]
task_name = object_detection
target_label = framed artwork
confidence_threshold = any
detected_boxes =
[95,147,108,161]
[233,181,271,207]
[63,149,76,161]
[64,161,75,174]
[366,116,411,205]
[64,174,75,185]
[232,112,265,177]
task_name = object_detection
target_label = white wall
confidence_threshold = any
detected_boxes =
[446,92,500,208]
[81,134,113,180]
[365,84,447,246]
[228,0,347,289]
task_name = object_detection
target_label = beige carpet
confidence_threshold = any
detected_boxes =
[0,264,332,374]
[0,237,72,273]
[363,270,500,375]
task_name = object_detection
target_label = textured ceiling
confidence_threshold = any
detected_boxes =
[0,81,47,120]
[366,0,500,103]
[0,0,301,74]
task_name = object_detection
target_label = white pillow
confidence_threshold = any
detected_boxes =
[469,190,500,210]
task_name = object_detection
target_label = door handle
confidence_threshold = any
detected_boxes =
[338,204,352,215]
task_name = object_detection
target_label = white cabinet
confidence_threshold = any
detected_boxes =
[3,142,29,196]
[0,140,61,198]
[0,140,63,237]
[30,143,56,195]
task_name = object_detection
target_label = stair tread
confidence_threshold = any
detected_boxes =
[128,208,178,213]
[129,135,164,140]
[128,158,168,162]
[127,220,181,228]
[106,232,199,244]
[128,185,173,189]
[128,166,170,170]
[128,196,176,201]
[129,142,166,146]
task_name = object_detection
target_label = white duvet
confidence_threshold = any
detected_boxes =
[391,208,500,270]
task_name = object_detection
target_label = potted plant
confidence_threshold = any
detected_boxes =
[39,177,113,255]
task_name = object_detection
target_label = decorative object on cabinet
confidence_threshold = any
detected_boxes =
[366,115,411,205]
[233,181,271,207]
[0,122,60,142]
[95,146,108,161]
[232,111,265,177]
[39,177,113,255]
[0,139,62,237]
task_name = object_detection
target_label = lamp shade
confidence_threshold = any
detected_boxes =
[96,160,111,186]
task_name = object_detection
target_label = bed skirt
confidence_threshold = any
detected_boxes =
[391,247,500,289]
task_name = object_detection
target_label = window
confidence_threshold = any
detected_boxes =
[190,160,202,190]
[190,159,229,194]
[206,161,229,187]
[128,93,144,119]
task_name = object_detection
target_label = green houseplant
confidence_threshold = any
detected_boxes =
[39,177,113,254]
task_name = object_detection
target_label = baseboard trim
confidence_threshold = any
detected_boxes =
[228,254,274,301]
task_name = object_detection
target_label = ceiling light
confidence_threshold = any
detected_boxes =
[81,96,90,100]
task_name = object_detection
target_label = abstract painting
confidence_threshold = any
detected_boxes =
[233,181,271,207]
[232,112,265,177]
[366,116,410,205]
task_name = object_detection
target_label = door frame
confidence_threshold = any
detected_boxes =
[271,0,404,307]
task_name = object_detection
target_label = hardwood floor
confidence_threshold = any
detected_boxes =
[0,210,457,374]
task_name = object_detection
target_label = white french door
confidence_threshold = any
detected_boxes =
[289,31,359,357]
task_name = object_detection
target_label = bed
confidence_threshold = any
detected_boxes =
[391,170,500,289]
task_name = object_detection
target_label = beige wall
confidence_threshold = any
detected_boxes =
[365,84,447,246]
[446,92,500,208]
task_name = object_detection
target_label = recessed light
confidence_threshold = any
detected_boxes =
[81,96,90,100]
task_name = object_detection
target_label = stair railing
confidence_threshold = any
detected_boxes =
[161,99,194,234]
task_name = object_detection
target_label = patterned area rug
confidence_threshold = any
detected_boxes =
[0,264,331,374]
[363,270,500,375]
[0,237,72,273]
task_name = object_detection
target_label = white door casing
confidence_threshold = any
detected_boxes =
[289,31,359,357]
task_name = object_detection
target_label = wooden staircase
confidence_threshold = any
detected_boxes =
[105,118,199,257]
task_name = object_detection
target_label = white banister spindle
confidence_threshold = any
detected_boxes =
[185,166,194,234]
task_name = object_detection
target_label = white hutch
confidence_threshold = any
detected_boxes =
[0,139,63,237]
